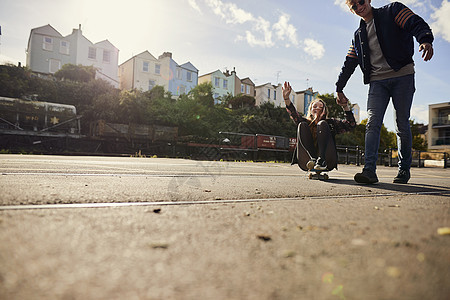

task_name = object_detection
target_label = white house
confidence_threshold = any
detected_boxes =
[26,24,119,87]
[255,83,283,107]
[119,51,198,97]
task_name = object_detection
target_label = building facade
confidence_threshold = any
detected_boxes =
[26,24,119,87]
[198,70,233,104]
[119,51,198,97]
[293,88,319,115]
[255,83,283,107]
[198,68,256,105]
[428,102,450,151]
[239,77,256,99]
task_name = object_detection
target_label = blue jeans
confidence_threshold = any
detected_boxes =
[364,74,415,172]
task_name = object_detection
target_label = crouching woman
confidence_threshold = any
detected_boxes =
[283,81,356,172]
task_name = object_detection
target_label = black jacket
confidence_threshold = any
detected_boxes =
[336,2,434,92]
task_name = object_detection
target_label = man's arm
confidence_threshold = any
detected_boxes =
[393,2,434,61]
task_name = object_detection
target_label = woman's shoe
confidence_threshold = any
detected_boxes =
[314,157,327,171]
[306,159,316,170]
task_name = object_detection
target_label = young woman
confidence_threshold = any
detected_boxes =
[283,81,356,172]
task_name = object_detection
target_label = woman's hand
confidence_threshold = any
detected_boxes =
[283,81,292,102]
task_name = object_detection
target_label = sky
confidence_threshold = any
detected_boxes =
[0,0,449,132]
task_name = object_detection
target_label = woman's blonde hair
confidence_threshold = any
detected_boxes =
[306,99,329,124]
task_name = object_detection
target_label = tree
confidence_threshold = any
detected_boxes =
[335,118,396,151]
[54,64,96,83]
[410,120,428,151]
[0,64,32,98]
[186,82,215,107]
[221,93,255,109]
[318,93,351,119]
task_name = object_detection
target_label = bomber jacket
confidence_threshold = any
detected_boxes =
[336,2,434,92]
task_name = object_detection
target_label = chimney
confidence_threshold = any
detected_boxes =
[231,67,236,75]
[159,52,172,59]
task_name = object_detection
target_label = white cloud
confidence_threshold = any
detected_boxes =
[334,0,350,12]
[202,1,303,50]
[205,0,253,24]
[202,0,325,60]
[410,104,429,124]
[188,0,202,14]
[273,13,299,47]
[430,0,450,43]
[303,39,325,60]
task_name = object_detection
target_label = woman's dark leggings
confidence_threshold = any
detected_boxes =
[297,120,337,171]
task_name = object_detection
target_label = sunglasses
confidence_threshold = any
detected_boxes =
[351,0,365,11]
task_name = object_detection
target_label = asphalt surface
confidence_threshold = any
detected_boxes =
[0,154,449,300]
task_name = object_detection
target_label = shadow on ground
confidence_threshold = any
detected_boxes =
[325,178,450,195]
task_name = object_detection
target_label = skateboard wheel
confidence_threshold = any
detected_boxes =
[323,174,329,180]
[308,173,313,179]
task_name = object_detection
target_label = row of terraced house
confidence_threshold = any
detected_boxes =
[25,24,449,150]
[26,25,323,115]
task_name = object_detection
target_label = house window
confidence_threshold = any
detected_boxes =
[103,50,111,63]
[60,41,69,55]
[43,36,53,51]
[176,68,182,79]
[155,64,161,75]
[49,59,61,74]
[241,84,245,93]
[268,89,271,99]
[246,85,250,94]
[143,61,149,72]
[148,80,155,91]
[88,47,96,59]
[274,91,277,100]
[187,71,192,82]
[223,79,228,89]
[214,77,220,88]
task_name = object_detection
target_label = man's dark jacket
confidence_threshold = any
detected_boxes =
[336,1,434,92]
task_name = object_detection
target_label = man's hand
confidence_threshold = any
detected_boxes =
[419,43,433,61]
[337,92,351,111]
[336,92,348,106]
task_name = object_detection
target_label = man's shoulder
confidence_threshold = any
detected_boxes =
[376,1,406,13]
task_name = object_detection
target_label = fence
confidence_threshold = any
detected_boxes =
[336,146,448,169]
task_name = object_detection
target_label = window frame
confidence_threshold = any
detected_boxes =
[88,47,96,60]
[43,36,53,51]
[59,40,69,55]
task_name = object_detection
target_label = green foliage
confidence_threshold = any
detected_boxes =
[186,82,214,107]
[222,93,255,109]
[318,93,351,119]
[54,64,96,83]
[0,64,32,98]
[336,118,397,151]
[2,63,423,151]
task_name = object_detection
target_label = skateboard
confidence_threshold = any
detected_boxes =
[308,169,329,180]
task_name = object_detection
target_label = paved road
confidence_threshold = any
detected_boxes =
[0,155,449,299]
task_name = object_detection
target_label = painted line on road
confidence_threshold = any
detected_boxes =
[1,191,449,211]
[0,172,308,177]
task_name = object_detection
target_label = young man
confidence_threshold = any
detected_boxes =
[336,0,434,184]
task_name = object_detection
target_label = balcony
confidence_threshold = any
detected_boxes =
[432,136,450,146]
[432,116,450,128]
